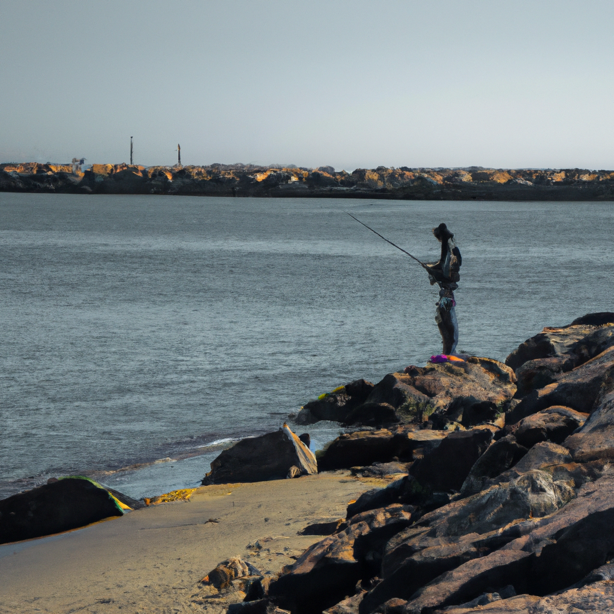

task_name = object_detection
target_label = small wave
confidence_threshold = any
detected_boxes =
[196,437,241,449]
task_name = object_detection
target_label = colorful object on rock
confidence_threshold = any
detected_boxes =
[429,354,465,364]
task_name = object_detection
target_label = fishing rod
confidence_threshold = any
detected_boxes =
[345,211,429,269]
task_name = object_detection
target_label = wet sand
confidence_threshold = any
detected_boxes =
[0,472,378,614]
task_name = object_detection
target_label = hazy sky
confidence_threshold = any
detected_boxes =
[2,0,613,170]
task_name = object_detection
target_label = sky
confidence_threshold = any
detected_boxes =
[1,0,613,170]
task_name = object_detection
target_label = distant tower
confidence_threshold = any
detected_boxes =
[177,144,181,167]
[130,136,133,165]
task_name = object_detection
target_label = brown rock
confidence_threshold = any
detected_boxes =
[316,358,515,429]
[514,406,587,447]
[506,316,614,371]
[431,594,540,612]
[410,428,494,492]
[318,430,395,471]
[202,424,317,485]
[323,591,365,614]
[201,557,260,590]
[296,380,374,425]
[268,505,413,614]
[362,469,574,612]
[508,319,614,397]
[318,428,446,472]
[507,346,614,424]
[565,389,614,462]
[298,518,346,536]
[460,435,528,495]
[402,549,532,614]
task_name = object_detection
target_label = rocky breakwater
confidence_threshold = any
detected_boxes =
[203,312,614,614]
[3,163,614,200]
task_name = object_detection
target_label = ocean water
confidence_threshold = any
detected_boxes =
[1,193,612,499]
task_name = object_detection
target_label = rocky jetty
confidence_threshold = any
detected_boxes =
[3,163,614,200]
[203,312,614,614]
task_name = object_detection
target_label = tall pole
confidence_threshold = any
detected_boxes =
[130,136,133,165]
[178,144,181,167]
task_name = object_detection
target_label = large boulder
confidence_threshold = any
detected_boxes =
[268,504,413,614]
[505,313,614,371]
[460,435,528,496]
[318,428,446,471]
[409,428,494,493]
[439,582,614,613]
[297,359,515,428]
[202,424,317,485]
[507,346,614,424]
[461,440,573,496]
[367,359,515,428]
[358,467,614,614]
[296,380,374,425]
[506,316,614,397]
[361,470,573,612]
[564,389,614,462]
[513,405,587,448]
[0,477,124,544]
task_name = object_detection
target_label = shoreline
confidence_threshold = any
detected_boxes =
[0,420,345,502]
[0,471,378,614]
[3,314,614,613]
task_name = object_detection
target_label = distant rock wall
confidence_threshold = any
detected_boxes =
[3,163,614,200]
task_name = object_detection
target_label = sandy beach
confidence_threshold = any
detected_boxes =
[0,472,379,614]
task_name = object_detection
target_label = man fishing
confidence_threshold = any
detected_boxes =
[347,214,462,356]
[424,223,462,356]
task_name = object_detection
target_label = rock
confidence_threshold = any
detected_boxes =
[401,549,533,614]
[435,585,515,611]
[433,594,540,612]
[244,576,272,602]
[228,600,287,614]
[507,346,614,424]
[351,462,412,479]
[361,469,574,612]
[436,583,614,613]
[373,598,408,614]
[491,441,572,485]
[354,359,516,428]
[268,505,413,614]
[410,428,494,493]
[323,592,365,614]
[391,430,448,461]
[202,424,317,485]
[565,389,614,462]
[318,430,395,471]
[345,403,399,427]
[201,557,261,590]
[513,405,587,447]
[505,315,614,371]
[460,435,528,495]
[346,476,423,519]
[459,400,499,427]
[0,477,124,544]
[304,358,515,429]
[299,518,346,536]
[507,318,614,397]
[296,380,374,425]
[318,428,446,472]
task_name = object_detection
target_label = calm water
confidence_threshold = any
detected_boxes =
[1,193,612,498]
